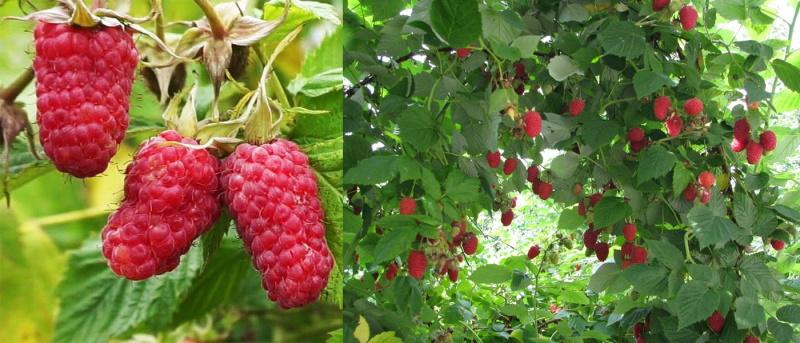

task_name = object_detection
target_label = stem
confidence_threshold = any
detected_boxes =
[769,1,800,98]
[0,68,34,103]
[531,242,553,333]
[193,0,226,39]
[154,0,165,41]
[684,231,696,264]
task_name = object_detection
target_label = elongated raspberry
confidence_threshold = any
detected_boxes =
[733,118,751,141]
[583,228,599,250]
[486,151,501,168]
[744,335,760,343]
[34,22,138,178]
[633,322,646,337]
[707,311,725,333]
[399,197,417,215]
[631,246,648,264]
[527,245,540,259]
[653,96,671,120]
[684,97,703,116]
[536,181,553,200]
[746,141,763,164]
[666,114,683,137]
[569,98,585,117]
[501,209,514,226]
[447,265,459,282]
[759,130,777,151]
[683,184,698,202]
[527,165,540,183]
[679,6,698,31]
[221,140,333,308]
[595,242,609,261]
[386,262,398,280]
[652,0,670,11]
[628,127,645,142]
[623,223,637,241]
[503,157,517,175]
[523,111,542,137]
[630,139,648,153]
[731,137,748,152]
[621,242,635,259]
[462,233,478,255]
[407,250,427,279]
[102,131,221,280]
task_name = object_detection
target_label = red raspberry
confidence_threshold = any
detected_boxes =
[653,96,671,120]
[527,165,540,183]
[733,118,751,141]
[583,228,599,250]
[628,127,645,142]
[679,6,698,31]
[700,190,711,204]
[706,311,725,333]
[683,184,697,202]
[386,262,398,280]
[621,242,635,259]
[636,337,646,343]
[684,98,703,116]
[523,111,542,137]
[399,197,417,215]
[630,138,648,153]
[633,322,646,337]
[462,233,478,255]
[595,242,609,261]
[456,48,471,59]
[514,62,526,78]
[698,171,715,189]
[744,335,760,343]
[731,137,748,152]
[666,114,683,137]
[34,22,138,178]
[447,265,459,282]
[771,239,785,251]
[746,140,763,165]
[631,246,648,264]
[527,245,540,259]
[221,140,333,308]
[407,250,427,280]
[501,209,514,226]
[578,201,586,216]
[486,151,501,168]
[102,131,221,280]
[652,0,670,11]
[536,181,553,200]
[589,193,603,207]
[623,223,637,241]
[568,98,585,117]
[503,157,518,175]
[759,130,777,151]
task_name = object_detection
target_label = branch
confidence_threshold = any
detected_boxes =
[0,68,34,103]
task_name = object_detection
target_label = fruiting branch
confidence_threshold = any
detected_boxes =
[193,0,226,39]
[0,68,34,103]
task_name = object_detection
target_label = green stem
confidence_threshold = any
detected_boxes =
[531,242,553,333]
[684,231,696,264]
[193,0,226,39]
[0,68,34,103]
[769,1,800,99]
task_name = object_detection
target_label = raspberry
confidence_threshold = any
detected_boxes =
[447,265,459,282]
[698,171,715,189]
[503,157,518,175]
[623,223,637,241]
[527,165,540,183]
[733,118,751,141]
[666,114,683,137]
[744,335,760,343]
[679,6,698,31]
[486,151,501,168]
[221,140,333,308]
[630,139,648,153]
[102,131,221,280]
[746,140,763,165]
[462,233,478,255]
[399,197,417,215]
[386,262,398,280]
[523,111,542,137]
[583,228,599,250]
[684,98,703,116]
[535,181,553,200]
[636,337,646,343]
[628,127,645,142]
[653,96,671,121]
[569,98,585,117]
[631,246,648,264]
[578,201,586,216]
[34,22,138,178]
[759,130,777,151]
[621,242,635,259]
[595,242,609,261]
[456,48,471,58]
[407,250,427,280]
[706,311,725,333]
[700,190,711,204]
[652,0,670,11]
[527,245,540,259]
[771,239,785,251]
[501,209,514,226]
[633,322,646,337]
[589,193,603,207]
[731,137,748,152]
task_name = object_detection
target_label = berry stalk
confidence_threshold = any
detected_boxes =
[0,68,34,103]
[193,0,226,39]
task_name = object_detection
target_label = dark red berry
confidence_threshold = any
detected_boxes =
[527,165,540,183]
[759,130,777,151]
[652,0,670,11]
[501,209,514,226]
[595,242,609,261]
[503,157,518,175]
[680,6,698,31]
[536,182,553,200]
[771,239,785,251]
[527,245,540,259]
[653,96,671,121]
[707,311,725,333]
[628,127,645,142]
[746,140,763,165]
[487,151,501,168]
[407,250,427,280]
[386,262,398,280]
[462,233,478,255]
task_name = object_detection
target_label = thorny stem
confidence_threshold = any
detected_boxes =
[0,68,34,103]
[193,0,226,39]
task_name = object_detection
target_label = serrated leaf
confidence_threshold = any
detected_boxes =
[589,263,621,293]
[734,297,765,329]
[676,281,719,329]
[558,207,584,231]
[598,21,646,59]
[344,156,398,185]
[772,59,800,92]
[550,152,580,179]
[672,163,693,196]
[633,70,676,98]
[374,229,417,263]
[738,255,782,292]
[637,145,677,184]
[444,169,480,202]
[687,206,740,249]
[646,239,684,270]
[469,264,513,284]
[622,264,668,295]
[429,0,481,47]
[593,197,632,228]
[776,304,800,323]
[733,190,757,228]
[548,55,583,81]
[397,106,438,150]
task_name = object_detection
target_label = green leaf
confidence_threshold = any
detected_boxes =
[559,289,590,304]
[548,55,583,81]
[510,35,541,58]
[687,206,740,249]
[768,317,794,343]
[558,207,584,231]
[344,156,398,185]
[364,0,406,21]
[397,106,438,150]
[598,21,646,59]
[672,163,693,197]
[469,264,513,284]
[368,331,404,343]
[53,240,203,343]
[429,0,481,47]
[633,70,676,98]
[772,59,800,92]
[646,239,684,270]
[733,190,757,228]
[593,197,632,228]
[738,255,782,292]
[550,152,580,179]
[776,304,800,323]
[287,68,343,97]
[262,0,339,57]
[734,297,765,329]
[676,281,719,329]
[773,204,800,224]
[444,169,480,202]
[374,229,418,263]
[559,4,589,23]
[588,263,621,293]
[420,167,442,199]
[637,145,677,184]
[622,264,668,295]
[0,136,52,198]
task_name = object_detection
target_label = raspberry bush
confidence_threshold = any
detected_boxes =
[344,0,800,342]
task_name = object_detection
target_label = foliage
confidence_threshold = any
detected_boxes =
[343,0,800,342]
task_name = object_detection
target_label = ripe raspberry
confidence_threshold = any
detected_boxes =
[527,165,540,183]
[462,233,478,255]
[731,137,748,152]
[652,0,670,11]
[102,131,221,280]
[666,114,683,137]
[759,130,777,151]
[595,242,609,261]
[653,96,671,121]
[583,229,599,250]
[771,239,785,251]
[636,337,646,343]
[34,22,138,178]
[523,111,542,137]
[501,209,514,226]
[221,140,333,308]
[447,265,459,282]
[744,335,760,343]
[386,262,398,280]
[631,246,648,264]
[683,184,697,202]
[578,201,586,216]
[569,98,585,117]
[746,140,763,165]
[527,245,540,259]
[399,197,417,215]
[631,139,648,153]
[707,311,725,333]
[407,250,427,280]
[589,193,603,207]
[621,242,635,259]
[503,157,518,175]
[683,98,703,116]
[679,6,698,31]
[456,48,471,58]
[633,322,646,337]
[733,118,751,141]
[700,190,711,204]
[536,181,553,200]
[698,171,715,189]
[623,223,637,242]
[514,62,526,77]
[486,151,501,168]
[628,127,645,142]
